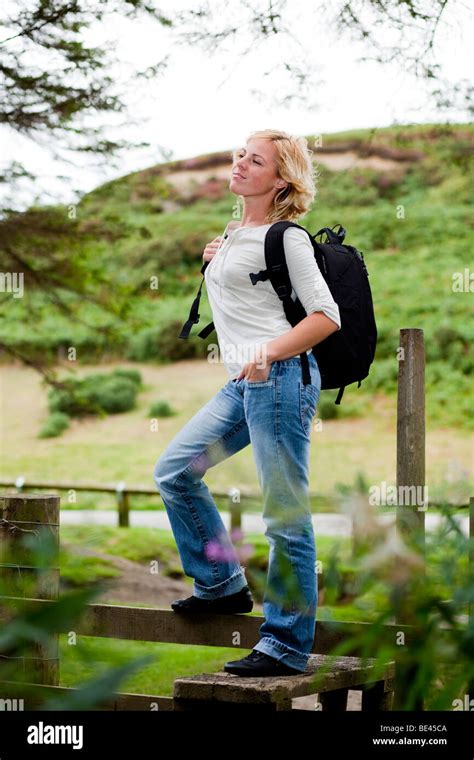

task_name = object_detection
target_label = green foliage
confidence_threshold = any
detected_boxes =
[149,400,175,417]
[47,368,141,420]
[2,124,472,428]
[365,358,398,393]
[316,389,366,419]
[38,411,71,438]
[317,501,474,710]
[317,165,383,207]
[110,367,143,388]
[317,392,341,419]
[0,529,154,710]
[1,0,174,174]
[126,320,211,362]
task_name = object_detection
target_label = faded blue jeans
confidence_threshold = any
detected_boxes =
[153,354,321,672]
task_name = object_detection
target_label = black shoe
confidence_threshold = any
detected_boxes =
[171,585,253,614]
[224,649,302,677]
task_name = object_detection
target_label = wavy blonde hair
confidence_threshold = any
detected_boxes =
[232,129,319,224]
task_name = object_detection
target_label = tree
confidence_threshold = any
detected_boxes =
[171,0,472,114]
[0,1,175,381]
[0,0,173,210]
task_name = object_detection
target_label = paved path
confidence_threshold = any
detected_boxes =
[60,509,469,537]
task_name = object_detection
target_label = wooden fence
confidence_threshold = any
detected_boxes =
[0,478,342,529]
[0,329,472,711]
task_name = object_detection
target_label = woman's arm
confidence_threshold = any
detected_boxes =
[239,312,338,379]
[264,226,341,364]
[265,311,339,364]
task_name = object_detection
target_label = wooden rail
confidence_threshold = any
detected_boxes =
[0,478,342,529]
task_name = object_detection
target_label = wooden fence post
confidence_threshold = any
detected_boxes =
[394,328,426,710]
[228,487,242,534]
[396,328,426,551]
[116,481,130,527]
[0,493,60,686]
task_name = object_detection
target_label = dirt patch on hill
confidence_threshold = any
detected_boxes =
[62,542,264,613]
[165,149,409,200]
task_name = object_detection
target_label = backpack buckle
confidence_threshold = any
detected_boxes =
[249,270,269,285]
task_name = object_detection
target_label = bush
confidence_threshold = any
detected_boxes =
[48,379,101,417]
[317,389,366,419]
[317,392,341,419]
[364,357,399,393]
[47,372,140,418]
[38,411,71,438]
[149,400,175,417]
[111,368,143,388]
[323,500,474,710]
[89,376,137,413]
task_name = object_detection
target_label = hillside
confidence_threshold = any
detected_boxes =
[2,122,473,429]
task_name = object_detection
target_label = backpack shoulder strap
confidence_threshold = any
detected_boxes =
[178,260,215,340]
[249,220,314,384]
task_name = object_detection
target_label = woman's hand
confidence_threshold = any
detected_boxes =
[202,236,223,263]
[236,359,273,383]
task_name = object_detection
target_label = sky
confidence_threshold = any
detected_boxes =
[1,0,472,209]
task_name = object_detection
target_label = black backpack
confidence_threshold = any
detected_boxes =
[178,220,377,404]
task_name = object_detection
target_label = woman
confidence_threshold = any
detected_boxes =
[153,129,341,677]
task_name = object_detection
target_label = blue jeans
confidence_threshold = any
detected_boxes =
[153,354,321,672]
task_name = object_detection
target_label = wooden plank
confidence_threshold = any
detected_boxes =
[173,655,395,706]
[0,597,415,654]
[0,680,173,711]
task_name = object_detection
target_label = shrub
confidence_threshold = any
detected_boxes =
[149,400,175,417]
[89,376,137,413]
[364,357,398,393]
[38,411,71,438]
[48,379,101,417]
[47,372,140,418]
[111,367,143,388]
[317,392,341,419]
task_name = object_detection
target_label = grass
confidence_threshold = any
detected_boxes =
[56,525,352,697]
[55,519,468,699]
[59,524,353,565]
[1,361,472,503]
[58,636,254,698]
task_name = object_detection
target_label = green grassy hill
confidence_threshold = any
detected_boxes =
[2,122,473,429]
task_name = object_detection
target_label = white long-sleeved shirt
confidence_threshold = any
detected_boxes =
[204,221,341,379]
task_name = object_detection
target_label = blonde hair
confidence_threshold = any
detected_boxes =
[232,129,319,224]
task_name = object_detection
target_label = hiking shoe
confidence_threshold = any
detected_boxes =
[171,585,253,614]
[224,649,302,677]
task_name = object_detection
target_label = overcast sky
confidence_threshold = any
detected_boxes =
[2,0,472,209]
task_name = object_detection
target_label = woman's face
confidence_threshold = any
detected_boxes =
[230,138,287,198]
